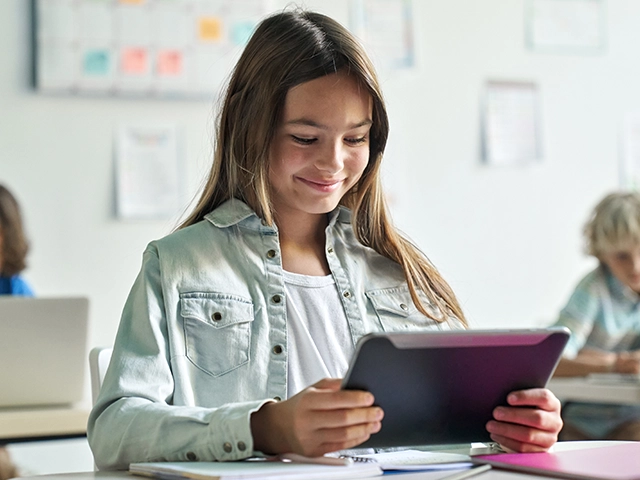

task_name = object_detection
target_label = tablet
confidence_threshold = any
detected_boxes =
[341,327,570,448]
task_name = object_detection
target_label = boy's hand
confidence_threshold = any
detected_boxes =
[251,378,383,457]
[486,388,562,452]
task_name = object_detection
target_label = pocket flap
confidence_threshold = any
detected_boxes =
[180,293,254,329]
[365,287,417,317]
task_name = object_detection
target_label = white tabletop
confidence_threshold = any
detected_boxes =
[0,405,90,442]
[15,442,627,480]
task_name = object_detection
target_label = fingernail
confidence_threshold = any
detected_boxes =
[494,407,506,419]
[376,408,384,420]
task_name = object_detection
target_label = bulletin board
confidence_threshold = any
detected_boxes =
[32,0,268,99]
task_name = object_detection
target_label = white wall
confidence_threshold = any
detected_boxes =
[1,0,639,472]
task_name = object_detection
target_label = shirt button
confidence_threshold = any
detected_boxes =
[400,303,408,311]
[266,249,276,259]
[186,451,197,461]
[237,441,247,451]
[272,294,282,304]
[327,247,334,254]
[343,291,351,298]
[223,442,233,453]
[211,312,222,321]
[272,345,283,355]
[273,396,282,401]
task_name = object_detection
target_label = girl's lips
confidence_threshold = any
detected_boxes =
[297,177,344,192]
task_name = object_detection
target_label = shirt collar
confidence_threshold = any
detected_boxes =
[204,198,352,229]
[603,265,640,306]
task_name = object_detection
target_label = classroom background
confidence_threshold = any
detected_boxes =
[2,0,640,475]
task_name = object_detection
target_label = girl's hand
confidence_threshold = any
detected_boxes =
[486,388,562,452]
[250,378,384,457]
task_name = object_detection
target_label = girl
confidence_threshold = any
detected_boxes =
[88,10,562,470]
[0,184,33,296]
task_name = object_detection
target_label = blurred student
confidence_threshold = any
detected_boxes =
[0,184,34,296]
[553,191,640,440]
[0,183,32,479]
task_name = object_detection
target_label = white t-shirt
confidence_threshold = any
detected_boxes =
[283,270,355,397]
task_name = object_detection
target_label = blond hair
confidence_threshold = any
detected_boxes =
[180,10,466,326]
[584,191,640,257]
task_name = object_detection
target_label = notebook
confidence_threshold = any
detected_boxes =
[0,296,90,408]
[341,327,570,448]
[129,459,383,480]
[473,442,640,480]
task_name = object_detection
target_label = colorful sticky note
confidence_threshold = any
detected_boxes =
[83,49,110,75]
[121,48,147,75]
[157,50,182,76]
[231,21,254,46]
[118,0,145,4]
[198,17,223,42]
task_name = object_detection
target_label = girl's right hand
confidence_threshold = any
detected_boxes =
[250,378,384,457]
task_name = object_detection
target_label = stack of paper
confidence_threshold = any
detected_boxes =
[129,459,383,480]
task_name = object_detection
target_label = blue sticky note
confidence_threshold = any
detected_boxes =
[231,21,255,46]
[83,50,110,76]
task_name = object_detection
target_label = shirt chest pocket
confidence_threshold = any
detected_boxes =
[180,293,254,377]
[365,286,440,332]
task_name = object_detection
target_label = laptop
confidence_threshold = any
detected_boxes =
[0,296,89,408]
[342,327,570,448]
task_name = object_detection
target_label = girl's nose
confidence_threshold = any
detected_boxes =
[315,140,344,174]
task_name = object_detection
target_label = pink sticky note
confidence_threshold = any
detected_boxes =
[157,50,182,76]
[121,48,147,75]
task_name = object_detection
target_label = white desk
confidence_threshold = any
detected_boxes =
[15,442,627,480]
[548,376,640,405]
[10,469,562,479]
[0,405,90,443]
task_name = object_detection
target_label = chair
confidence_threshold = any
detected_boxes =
[89,346,112,405]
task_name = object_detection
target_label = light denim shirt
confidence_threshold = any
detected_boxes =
[88,199,456,470]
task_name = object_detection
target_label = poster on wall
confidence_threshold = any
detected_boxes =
[525,0,606,53]
[481,81,542,166]
[34,0,269,99]
[349,0,415,71]
[115,124,182,220]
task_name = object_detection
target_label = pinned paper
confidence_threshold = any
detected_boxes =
[157,50,183,76]
[121,47,147,75]
[83,49,110,75]
[198,17,223,42]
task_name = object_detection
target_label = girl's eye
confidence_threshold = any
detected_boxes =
[345,136,368,145]
[291,135,316,145]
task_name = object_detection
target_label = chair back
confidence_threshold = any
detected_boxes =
[89,347,113,405]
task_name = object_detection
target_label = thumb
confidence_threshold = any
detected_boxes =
[311,378,343,391]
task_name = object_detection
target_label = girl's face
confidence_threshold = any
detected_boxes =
[269,71,373,221]
[601,245,640,293]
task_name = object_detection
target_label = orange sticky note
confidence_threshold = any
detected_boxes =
[157,50,182,76]
[198,17,222,41]
[121,48,147,75]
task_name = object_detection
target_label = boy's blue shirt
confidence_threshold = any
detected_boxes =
[553,264,640,438]
[0,275,34,296]
[88,198,459,470]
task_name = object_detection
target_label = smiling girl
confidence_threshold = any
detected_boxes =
[88,10,562,470]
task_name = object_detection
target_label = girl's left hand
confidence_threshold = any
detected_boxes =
[486,388,562,452]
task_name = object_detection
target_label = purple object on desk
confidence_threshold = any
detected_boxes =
[473,443,640,480]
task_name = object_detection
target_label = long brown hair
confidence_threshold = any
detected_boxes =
[0,185,29,276]
[180,10,466,325]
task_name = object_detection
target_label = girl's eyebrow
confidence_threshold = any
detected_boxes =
[285,118,373,130]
